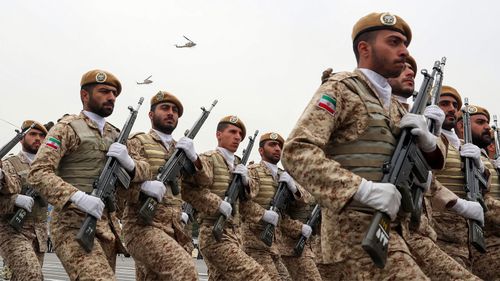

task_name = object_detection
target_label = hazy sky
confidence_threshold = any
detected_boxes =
[1,0,498,162]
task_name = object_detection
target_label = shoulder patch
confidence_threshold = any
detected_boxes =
[46,136,62,150]
[317,94,337,115]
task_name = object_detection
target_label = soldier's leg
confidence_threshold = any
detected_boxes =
[201,241,271,281]
[125,225,197,281]
[407,233,480,281]
[0,227,43,281]
[281,255,322,281]
[472,245,500,281]
[276,256,292,281]
[316,263,343,281]
[246,249,281,281]
[99,234,118,272]
[53,227,116,281]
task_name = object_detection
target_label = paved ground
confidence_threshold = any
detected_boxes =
[0,253,208,280]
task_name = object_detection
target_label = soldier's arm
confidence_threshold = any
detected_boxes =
[27,122,80,209]
[0,194,17,215]
[127,137,151,183]
[429,178,459,210]
[484,194,500,226]
[181,154,222,216]
[421,135,448,170]
[282,81,363,213]
[1,159,22,195]
[279,213,304,239]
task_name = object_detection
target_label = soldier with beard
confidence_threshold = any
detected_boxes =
[121,91,198,281]
[455,105,500,279]
[0,120,49,281]
[28,70,149,281]
[388,61,482,280]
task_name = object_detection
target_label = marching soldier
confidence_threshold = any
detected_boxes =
[0,120,49,281]
[389,59,482,280]
[182,116,271,281]
[121,91,198,280]
[28,69,149,281]
[282,12,448,279]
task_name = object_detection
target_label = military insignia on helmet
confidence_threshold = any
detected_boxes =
[270,133,278,140]
[468,106,478,114]
[95,72,107,83]
[229,116,239,123]
[155,91,165,102]
[380,13,396,26]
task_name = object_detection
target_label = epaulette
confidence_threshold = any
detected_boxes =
[202,150,218,157]
[57,114,80,125]
[3,153,17,161]
[106,122,120,133]
[247,162,260,169]
[129,132,145,139]
[326,71,358,83]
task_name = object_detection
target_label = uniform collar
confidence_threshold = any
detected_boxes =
[18,150,34,164]
[82,110,106,134]
[216,147,235,170]
[152,129,174,148]
[358,68,392,110]
[442,129,461,150]
[262,161,278,180]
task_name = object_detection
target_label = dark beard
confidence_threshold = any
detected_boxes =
[88,94,113,117]
[152,115,177,134]
[22,143,38,154]
[472,132,492,149]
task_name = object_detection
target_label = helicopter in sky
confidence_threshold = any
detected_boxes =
[137,75,153,85]
[175,36,196,48]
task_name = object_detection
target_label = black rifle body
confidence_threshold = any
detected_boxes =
[9,187,47,232]
[293,204,321,256]
[76,97,144,252]
[259,182,293,246]
[0,123,36,159]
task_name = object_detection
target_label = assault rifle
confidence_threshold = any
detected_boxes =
[138,100,218,223]
[410,57,446,229]
[182,201,195,224]
[259,181,293,246]
[9,187,47,232]
[462,97,488,253]
[0,123,36,159]
[293,204,321,256]
[362,60,444,268]
[76,97,144,252]
[212,130,259,242]
[493,115,500,162]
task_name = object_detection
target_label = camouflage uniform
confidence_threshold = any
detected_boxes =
[0,152,47,281]
[282,70,447,280]
[182,150,271,281]
[279,199,322,281]
[121,130,197,281]
[471,154,500,280]
[28,113,149,281]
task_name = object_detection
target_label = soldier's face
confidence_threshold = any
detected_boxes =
[216,124,243,153]
[471,114,492,149]
[21,128,46,154]
[150,102,179,134]
[370,30,408,78]
[388,62,414,98]
[83,85,117,117]
[259,140,282,165]
[438,95,459,130]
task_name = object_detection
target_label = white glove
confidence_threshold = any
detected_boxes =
[181,212,189,224]
[262,210,279,226]
[233,164,249,186]
[460,143,485,173]
[423,105,445,136]
[301,224,313,239]
[15,195,34,212]
[218,201,232,218]
[176,137,198,162]
[450,198,484,226]
[279,172,298,194]
[70,191,105,219]
[354,179,402,221]
[400,113,437,152]
[106,142,135,172]
[140,181,167,202]
[494,157,500,169]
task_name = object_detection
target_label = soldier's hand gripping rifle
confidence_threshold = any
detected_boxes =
[410,57,446,229]
[138,100,217,223]
[462,98,488,253]
[76,97,144,252]
[9,187,46,232]
[212,130,259,242]
[293,204,321,256]
[361,60,443,268]
[0,123,36,159]
[259,181,293,247]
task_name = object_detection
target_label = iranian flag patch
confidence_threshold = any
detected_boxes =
[317,94,337,115]
[46,137,61,150]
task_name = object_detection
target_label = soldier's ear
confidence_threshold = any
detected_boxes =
[80,89,89,105]
[358,41,371,60]
[148,111,154,121]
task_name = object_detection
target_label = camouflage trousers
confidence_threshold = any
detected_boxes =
[0,223,44,281]
[472,240,500,281]
[124,224,198,281]
[407,232,480,280]
[199,223,271,281]
[281,254,322,281]
[52,226,117,281]
[245,248,282,281]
